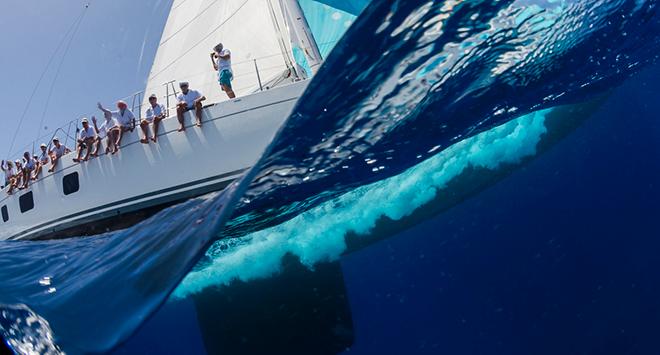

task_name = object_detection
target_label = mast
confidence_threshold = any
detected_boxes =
[281,0,324,75]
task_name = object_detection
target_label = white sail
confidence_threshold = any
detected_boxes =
[143,0,296,109]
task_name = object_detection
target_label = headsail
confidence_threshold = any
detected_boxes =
[143,0,296,108]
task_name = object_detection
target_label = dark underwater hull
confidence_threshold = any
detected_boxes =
[108,97,607,355]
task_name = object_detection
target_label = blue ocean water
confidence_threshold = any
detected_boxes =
[2,0,660,353]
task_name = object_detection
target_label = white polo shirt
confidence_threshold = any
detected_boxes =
[98,118,118,139]
[216,49,232,72]
[50,144,68,158]
[24,157,36,170]
[113,109,136,127]
[177,90,202,108]
[38,151,49,164]
[145,104,166,122]
[79,126,96,140]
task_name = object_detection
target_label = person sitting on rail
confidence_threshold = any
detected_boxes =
[73,118,98,163]
[97,100,135,150]
[32,143,50,180]
[13,160,24,190]
[1,160,16,194]
[210,43,236,99]
[21,152,36,189]
[176,82,206,131]
[141,94,166,143]
[93,113,120,154]
[48,137,71,173]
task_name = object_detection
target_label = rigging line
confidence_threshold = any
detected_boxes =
[159,0,220,46]
[5,4,89,159]
[148,0,251,81]
[171,0,190,12]
[33,2,92,151]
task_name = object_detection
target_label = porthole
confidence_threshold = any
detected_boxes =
[19,192,34,213]
[63,172,80,196]
[1,205,8,222]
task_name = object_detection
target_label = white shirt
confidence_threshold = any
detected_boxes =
[112,109,136,127]
[38,151,49,164]
[177,90,202,108]
[2,163,14,180]
[23,157,36,170]
[79,126,96,140]
[216,49,232,72]
[145,104,166,122]
[50,144,68,158]
[98,118,118,139]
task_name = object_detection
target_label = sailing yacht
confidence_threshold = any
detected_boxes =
[0,0,361,241]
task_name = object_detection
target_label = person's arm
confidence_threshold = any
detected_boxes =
[129,110,137,129]
[97,102,112,115]
[92,116,100,134]
[210,52,218,71]
[0,161,5,172]
[219,49,230,60]
[195,92,207,104]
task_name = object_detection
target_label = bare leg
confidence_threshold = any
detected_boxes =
[108,130,119,154]
[92,138,101,157]
[140,121,150,143]
[33,164,41,180]
[152,117,161,142]
[194,101,203,127]
[73,143,83,162]
[221,84,236,99]
[177,105,186,132]
[83,140,93,161]
[48,157,59,172]
[117,128,125,149]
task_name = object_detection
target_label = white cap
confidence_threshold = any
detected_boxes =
[53,136,60,142]
[81,117,89,123]
[40,143,47,148]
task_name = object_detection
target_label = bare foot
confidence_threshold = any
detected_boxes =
[196,120,202,127]
[178,126,186,132]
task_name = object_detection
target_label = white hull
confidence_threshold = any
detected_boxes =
[0,81,307,241]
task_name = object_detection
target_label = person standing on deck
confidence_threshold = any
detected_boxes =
[48,137,70,173]
[97,100,136,150]
[176,82,206,131]
[32,143,50,180]
[211,43,235,99]
[141,94,166,143]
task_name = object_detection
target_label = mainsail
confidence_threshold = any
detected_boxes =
[143,0,364,111]
[144,0,297,107]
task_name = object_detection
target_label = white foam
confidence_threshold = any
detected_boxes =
[172,109,549,299]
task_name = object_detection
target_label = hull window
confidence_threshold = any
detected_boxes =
[63,172,80,195]
[1,205,7,222]
[19,192,34,213]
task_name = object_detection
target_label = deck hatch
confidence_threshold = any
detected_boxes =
[63,172,80,195]
[19,192,34,213]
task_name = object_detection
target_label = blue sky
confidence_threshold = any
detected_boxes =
[0,0,172,159]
